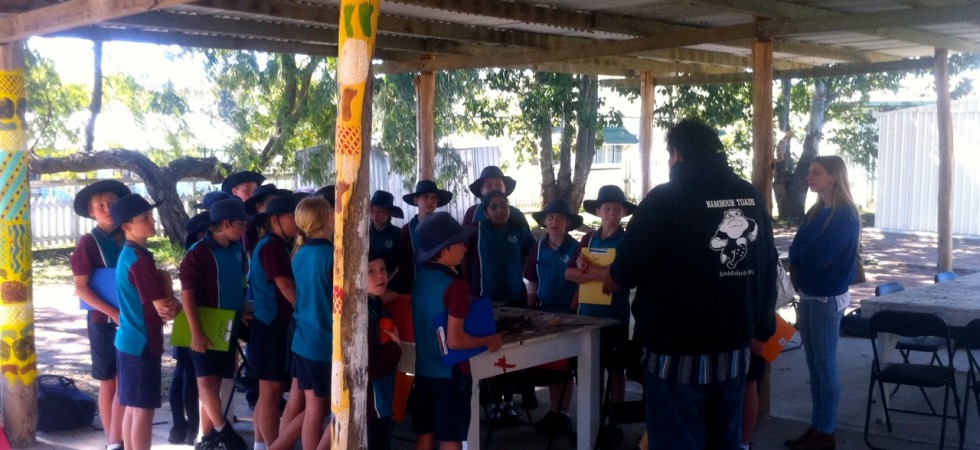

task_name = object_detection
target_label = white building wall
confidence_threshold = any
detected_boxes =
[875,98,980,236]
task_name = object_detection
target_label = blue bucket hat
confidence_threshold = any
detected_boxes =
[194,190,236,210]
[210,199,250,224]
[253,195,300,224]
[582,185,636,217]
[468,165,516,197]
[371,190,404,219]
[414,212,475,263]
[73,180,131,218]
[109,194,161,234]
[244,184,292,215]
[532,199,584,230]
[402,180,453,207]
[220,170,266,194]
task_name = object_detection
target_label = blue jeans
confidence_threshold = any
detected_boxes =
[644,371,745,450]
[798,296,844,433]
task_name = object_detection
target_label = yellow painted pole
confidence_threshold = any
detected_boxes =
[0,42,38,448]
[332,1,379,448]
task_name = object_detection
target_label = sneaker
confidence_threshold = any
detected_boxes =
[217,425,248,450]
[194,431,219,450]
[168,426,187,444]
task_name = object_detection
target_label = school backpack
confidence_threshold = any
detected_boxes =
[36,375,97,432]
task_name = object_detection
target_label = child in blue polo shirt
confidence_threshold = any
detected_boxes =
[248,194,300,448]
[524,199,583,432]
[366,249,403,450]
[566,185,635,403]
[179,199,250,450]
[69,180,130,450]
[412,212,503,450]
[110,194,180,450]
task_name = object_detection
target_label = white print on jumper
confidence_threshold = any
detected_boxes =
[705,198,756,208]
[709,208,758,270]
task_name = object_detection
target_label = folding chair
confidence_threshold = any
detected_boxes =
[595,340,644,450]
[864,311,962,450]
[876,282,946,407]
[960,319,980,449]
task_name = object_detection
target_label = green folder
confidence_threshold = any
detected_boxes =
[170,307,237,352]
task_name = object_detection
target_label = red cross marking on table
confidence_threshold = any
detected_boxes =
[494,356,516,373]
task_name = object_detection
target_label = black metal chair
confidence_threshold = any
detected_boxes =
[594,340,644,450]
[935,271,958,283]
[960,319,980,449]
[864,311,962,450]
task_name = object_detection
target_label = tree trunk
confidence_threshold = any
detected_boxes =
[29,150,230,246]
[84,41,102,153]
[569,74,599,210]
[773,79,793,220]
[778,80,832,222]
[538,110,556,206]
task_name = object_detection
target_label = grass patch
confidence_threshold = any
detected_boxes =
[33,237,185,286]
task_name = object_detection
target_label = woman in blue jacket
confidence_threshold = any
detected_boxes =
[786,155,860,450]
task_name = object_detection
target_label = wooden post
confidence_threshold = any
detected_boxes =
[332,1,378,448]
[415,55,436,181]
[0,41,38,448]
[639,71,655,196]
[752,39,774,212]
[935,48,953,272]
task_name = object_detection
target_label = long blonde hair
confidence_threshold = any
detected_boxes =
[293,197,333,250]
[804,155,859,229]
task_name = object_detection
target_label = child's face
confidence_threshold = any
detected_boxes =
[219,220,248,242]
[544,213,568,236]
[480,177,506,196]
[273,213,299,239]
[232,181,258,202]
[486,196,510,227]
[88,192,118,227]
[256,194,279,214]
[123,211,156,240]
[367,258,388,297]
[415,193,439,216]
[370,206,391,229]
[438,242,466,267]
[596,202,625,227]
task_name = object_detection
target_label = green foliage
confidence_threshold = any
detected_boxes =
[24,48,88,155]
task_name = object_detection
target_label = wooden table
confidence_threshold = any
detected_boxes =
[397,307,617,450]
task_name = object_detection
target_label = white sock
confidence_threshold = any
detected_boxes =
[107,445,123,450]
[214,423,226,433]
[254,443,268,450]
[740,443,750,450]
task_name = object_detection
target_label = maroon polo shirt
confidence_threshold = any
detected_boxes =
[71,233,114,324]
[179,236,248,310]
[258,234,294,327]
[123,242,169,357]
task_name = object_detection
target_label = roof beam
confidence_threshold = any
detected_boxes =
[376,4,979,73]
[693,0,980,53]
[0,0,197,43]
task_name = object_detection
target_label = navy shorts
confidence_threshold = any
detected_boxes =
[248,319,291,383]
[191,345,237,379]
[293,353,331,398]
[87,318,118,381]
[117,349,162,409]
[412,367,472,442]
[746,353,767,382]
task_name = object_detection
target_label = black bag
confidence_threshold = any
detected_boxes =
[37,375,97,432]
[840,308,871,338]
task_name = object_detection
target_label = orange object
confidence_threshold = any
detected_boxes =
[379,317,395,344]
[387,295,415,342]
[761,315,797,363]
[391,371,415,422]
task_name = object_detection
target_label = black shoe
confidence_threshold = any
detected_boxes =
[534,410,573,434]
[186,428,198,446]
[169,426,187,445]
[194,431,219,450]
[216,425,247,450]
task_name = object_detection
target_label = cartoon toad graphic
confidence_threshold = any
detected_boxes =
[710,208,758,269]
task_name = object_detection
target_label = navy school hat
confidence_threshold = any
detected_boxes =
[582,185,636,217]
[314,185,336,208]
[73,180,131,218]
[252,195,300,224]
[209,199,250,224]
[402,180,452,207]
[109,194,160,234]
[532,198,584,230]
[184,211,211,249]
[371,190,404,219]
[194,190,236,210]
[414,212,475,263]
[468,165,516,198]
[220,170,266,194]
[244,184,292,215]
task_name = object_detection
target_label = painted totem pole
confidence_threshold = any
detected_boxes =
[332,1,379,448]
[0,43,37,447]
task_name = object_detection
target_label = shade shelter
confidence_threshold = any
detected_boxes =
[1,0,978,447]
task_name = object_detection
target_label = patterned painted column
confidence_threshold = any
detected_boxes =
[332,1,379,448]
[0,42,38,448]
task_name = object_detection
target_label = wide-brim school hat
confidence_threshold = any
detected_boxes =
[532,198,584,230]
[414,212,475,263]
[468,166,516,197]
[109,194,161,234]
[314,185,337,208]
[244,184,293,215]
[371,190,404,219]
[194,190,236,210]
[184,211,211,249]
[220,171,266,194]
[402,180,453,207]
[582,185,636,217]
[73,180,131,218]
[252,195,300,224]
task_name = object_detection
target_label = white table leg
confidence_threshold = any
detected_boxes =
[467,376,481,450]
[577,329,601,450]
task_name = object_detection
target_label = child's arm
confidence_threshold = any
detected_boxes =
[447,316,502,352]
[179,288,211,353]
[273,276,297,305]
[74,275,120,323]
[526,282,539,308]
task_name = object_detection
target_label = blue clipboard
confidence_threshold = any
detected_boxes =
[433,297,497,367]
[79,268,119,311]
